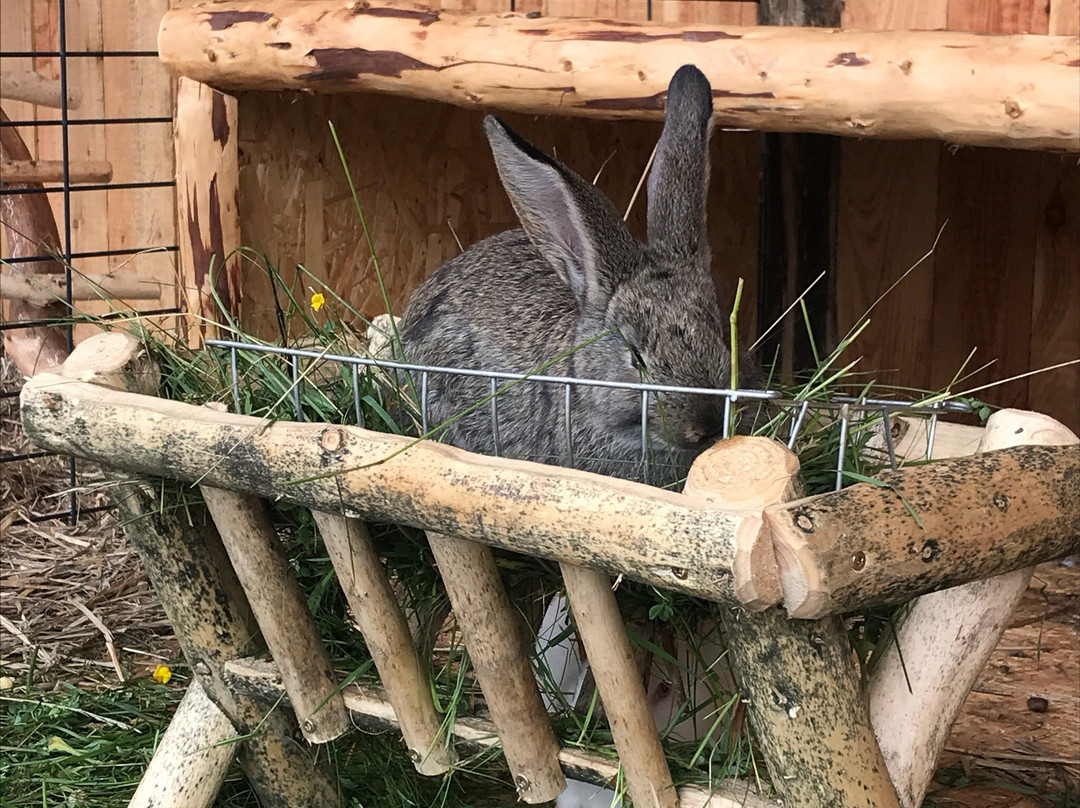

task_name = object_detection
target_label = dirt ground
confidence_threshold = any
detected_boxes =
[1,354,1077,805]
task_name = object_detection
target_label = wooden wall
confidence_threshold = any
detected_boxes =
[0,0,176,343]
[227,0,1077,431]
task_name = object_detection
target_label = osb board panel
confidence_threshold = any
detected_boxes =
[236,91,760,343]
[1,0,177,345]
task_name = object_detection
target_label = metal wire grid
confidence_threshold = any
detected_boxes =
[0,5,181,525]
[208,338,973,491]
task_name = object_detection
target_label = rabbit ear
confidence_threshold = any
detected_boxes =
[484,115,630,310]
[646,64,714,259]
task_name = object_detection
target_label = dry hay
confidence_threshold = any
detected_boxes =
[0,351,176,690]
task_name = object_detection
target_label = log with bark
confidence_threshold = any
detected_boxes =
[156,0,1080,151]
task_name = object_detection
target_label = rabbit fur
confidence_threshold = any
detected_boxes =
[397,64,757,487]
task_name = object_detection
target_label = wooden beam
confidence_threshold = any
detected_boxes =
[1,159,112,184]
[58,332,341,806]
[156,0,1080,151]
[19,345,753,606]
[687,436,900,808]
[765,441,1080,617]
[0,70,82,109]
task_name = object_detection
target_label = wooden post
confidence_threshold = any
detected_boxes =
[685,437,900,808]
[127,681,237,808]
[56,333,341,808]
[310,511,453,774]
[425,532,566,802]
[867,409,1080,808]
[156,1,1080,150]
[200,483,351,745]
[174,78,241,346]
[0,105,70,376]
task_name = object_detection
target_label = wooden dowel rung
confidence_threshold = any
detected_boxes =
[1,159,113,184]
[1,271,165,303]
[426,532,565,802]
[312,512,453,775]
[0,71,82,109]
[200,484,350,745]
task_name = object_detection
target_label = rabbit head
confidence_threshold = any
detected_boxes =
[399,65,753,484]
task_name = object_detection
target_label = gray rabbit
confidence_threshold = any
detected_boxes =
[397,65,757,487]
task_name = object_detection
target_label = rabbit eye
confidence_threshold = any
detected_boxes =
[628,345,647,371]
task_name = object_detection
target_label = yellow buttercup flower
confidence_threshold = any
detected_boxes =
[152,664,172,684]
[311,292,326,311]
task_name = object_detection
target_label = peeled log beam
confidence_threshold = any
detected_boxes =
[157,0,1080,151]
[0,71,82,109]
[19,366,750,605]
[766,443,1080,618]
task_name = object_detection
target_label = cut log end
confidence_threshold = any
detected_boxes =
[61,332,160,395]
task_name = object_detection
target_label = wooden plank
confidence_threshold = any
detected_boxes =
[100,0,176,320]
[1050,0,1080,34]
[930,148,1041,411]
[843,0,947,30]
[947,0,1050,34]
[834,140,941,394]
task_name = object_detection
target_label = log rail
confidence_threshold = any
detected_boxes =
[156,0,1080,151]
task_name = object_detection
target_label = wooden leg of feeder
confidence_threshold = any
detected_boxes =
[868,409,1080,808]
[426,532,565,802]
[560,563,676,808]
[685,437,901,808]
[200,487,351,744]
[127,680,237,808]
[311,511,453,774]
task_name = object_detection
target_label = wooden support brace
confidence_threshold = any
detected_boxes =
[57,332,342,807]
[0,71,82,109]
[425,531,566,802]
[2,270,163,304]
[1,159,113,184]
[127,681,237,808]
[157,0,1080,151]
[310,512,453,775]
[765,441,1080,617]
[868,409,1080,808]
[200,479,351,744]
[685,436,900,808]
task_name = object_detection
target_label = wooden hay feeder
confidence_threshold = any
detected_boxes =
[17,2,1080,806]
